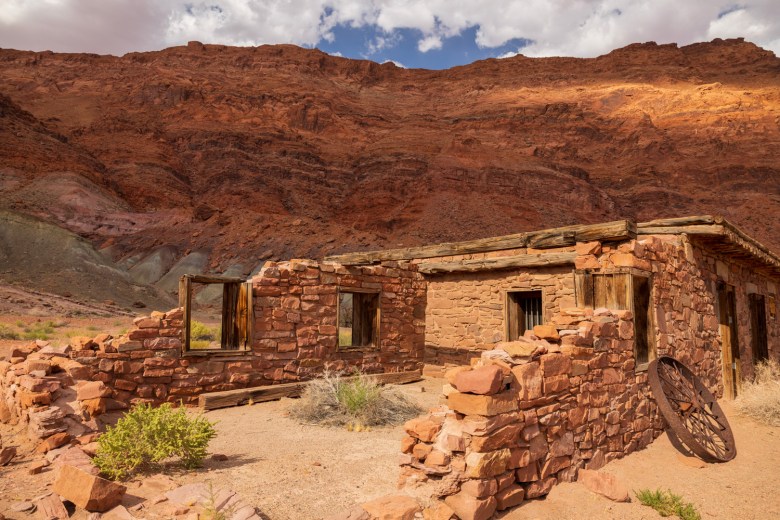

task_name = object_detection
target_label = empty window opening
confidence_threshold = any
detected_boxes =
[633,275,653,366]
[507,290,544,341]
[180,275,252,352]
[749,293,769,363]
[338,291,379,348]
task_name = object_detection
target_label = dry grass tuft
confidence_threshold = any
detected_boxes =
[733,359,780,426]
[291,371,422,428]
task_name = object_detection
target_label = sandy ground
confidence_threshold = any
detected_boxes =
[1,375,778,520]
[503,400,779,520]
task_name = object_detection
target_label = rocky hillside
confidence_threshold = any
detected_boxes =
[0,38,778,302]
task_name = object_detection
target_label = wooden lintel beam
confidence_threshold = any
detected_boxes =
[198,370,422,410]
[418,252,577,275]
[325,220,635,265]
[184,274,248,284]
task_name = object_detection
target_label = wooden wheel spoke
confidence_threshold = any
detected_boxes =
[648,356,736,463]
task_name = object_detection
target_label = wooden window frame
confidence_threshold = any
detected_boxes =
[179,274,253,356]
[504,289,546,341]
[574,268,656,369]
[336,288,381,350]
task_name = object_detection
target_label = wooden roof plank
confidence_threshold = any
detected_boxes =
[418,252,577,275]
[325,220,635,265]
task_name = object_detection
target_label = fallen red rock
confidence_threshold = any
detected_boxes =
[53,464,127,512]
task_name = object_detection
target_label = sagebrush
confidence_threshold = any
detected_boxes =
[0,324,19,340]
[291,371,421,428]
[635,489,701,520]
[733,359,780,426]
[94,403,217,480]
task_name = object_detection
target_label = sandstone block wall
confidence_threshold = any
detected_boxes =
[401,310,662,518]
[251,259,427,381]
[1,259,427,432]
[425,267,575,351]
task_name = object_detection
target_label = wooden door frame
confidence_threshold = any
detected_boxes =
[717,282,741,399]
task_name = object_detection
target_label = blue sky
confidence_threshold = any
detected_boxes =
[0,1,778,69]
[315,25,532,69]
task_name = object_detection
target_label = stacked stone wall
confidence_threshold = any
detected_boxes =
[424,267,575,351]
[251,259,426,381]
[0,259,427,442]
[692,241,780,376]
[401,309,662,518]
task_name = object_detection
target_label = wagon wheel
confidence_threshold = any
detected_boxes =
[648,356,736,463]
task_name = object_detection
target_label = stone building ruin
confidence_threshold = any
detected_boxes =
[1,214,778,517]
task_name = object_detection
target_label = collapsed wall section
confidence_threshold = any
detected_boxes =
[401,310,661,518]
[0,259,426,443]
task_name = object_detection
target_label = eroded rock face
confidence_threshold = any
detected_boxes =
[0,38,779,299]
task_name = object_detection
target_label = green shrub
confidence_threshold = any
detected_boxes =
[21,322,54,340]
[636,489,701,520]
[190,320,222,349]
[94,403,217,480]
[0,324,20,340]
[291,371,421,429]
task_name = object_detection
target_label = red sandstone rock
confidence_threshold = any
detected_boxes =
[424,450,450,467]
[76,381,112,401]
[460,478,497,498]
[465,449,512,478]
[361,495,420,520]
[404,416,443,443]
[412,443,433,461]
[447,390,518,416]
[495,484,524,510]
[0,446,16,466]
[453,365,504,395]
[578,469,630,502]
[532,325,560,341]
[36,432,71,453]
[400,436,416,454]
[444,492,497,520]
[524,476,556,498]
[34,493,68,520]
[444,366,471,386]
[469,423,523,452]
[423,502,456,520]
[510,362,542,400]
[53,464,127,511]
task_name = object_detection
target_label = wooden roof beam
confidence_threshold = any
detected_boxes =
[325,220,635,265]
[418,252,577,275]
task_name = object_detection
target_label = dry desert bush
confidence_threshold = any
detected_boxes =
[733,359,780,426]
[291,371,421,428]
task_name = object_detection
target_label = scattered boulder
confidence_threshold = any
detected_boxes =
[34,493,69,520]
[444,492,497,520]
[0,446,16,465]
[36,432,71,453]
[53,464,127,512]
[326,506,371,520]
[578,469,630,502]
[361,495,421,520]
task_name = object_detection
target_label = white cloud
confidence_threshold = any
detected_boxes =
[383,59,406,68]
[0,1,778,59]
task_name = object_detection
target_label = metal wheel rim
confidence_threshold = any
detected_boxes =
[648,356,736,463]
